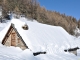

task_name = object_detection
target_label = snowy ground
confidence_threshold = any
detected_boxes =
[0,18,80,60]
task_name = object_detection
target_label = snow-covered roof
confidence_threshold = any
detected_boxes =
[0,18,77,54]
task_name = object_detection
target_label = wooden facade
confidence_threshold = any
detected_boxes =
[2,23,28,50]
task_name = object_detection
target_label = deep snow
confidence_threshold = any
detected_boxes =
[0,18,80,60]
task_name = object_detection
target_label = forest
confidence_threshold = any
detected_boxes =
[0,0,80,35]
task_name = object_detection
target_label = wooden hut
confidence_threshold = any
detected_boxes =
[2,23,28,50]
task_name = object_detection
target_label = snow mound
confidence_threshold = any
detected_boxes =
[0,18,80,60]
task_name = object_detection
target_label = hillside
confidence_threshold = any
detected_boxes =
[0,0,80,35]
[0,18,80,60]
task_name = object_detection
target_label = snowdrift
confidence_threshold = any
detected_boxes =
[0,18,80,60]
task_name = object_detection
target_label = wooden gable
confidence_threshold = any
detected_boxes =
[2,23,28,50]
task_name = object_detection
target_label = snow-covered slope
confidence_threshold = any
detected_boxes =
[0,18,80,60]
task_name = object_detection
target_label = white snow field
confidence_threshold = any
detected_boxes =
[0,17,80,60]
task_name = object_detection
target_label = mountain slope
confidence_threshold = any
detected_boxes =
[0,0,78,35]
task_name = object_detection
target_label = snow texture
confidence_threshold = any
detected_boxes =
[0,17,80,60]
